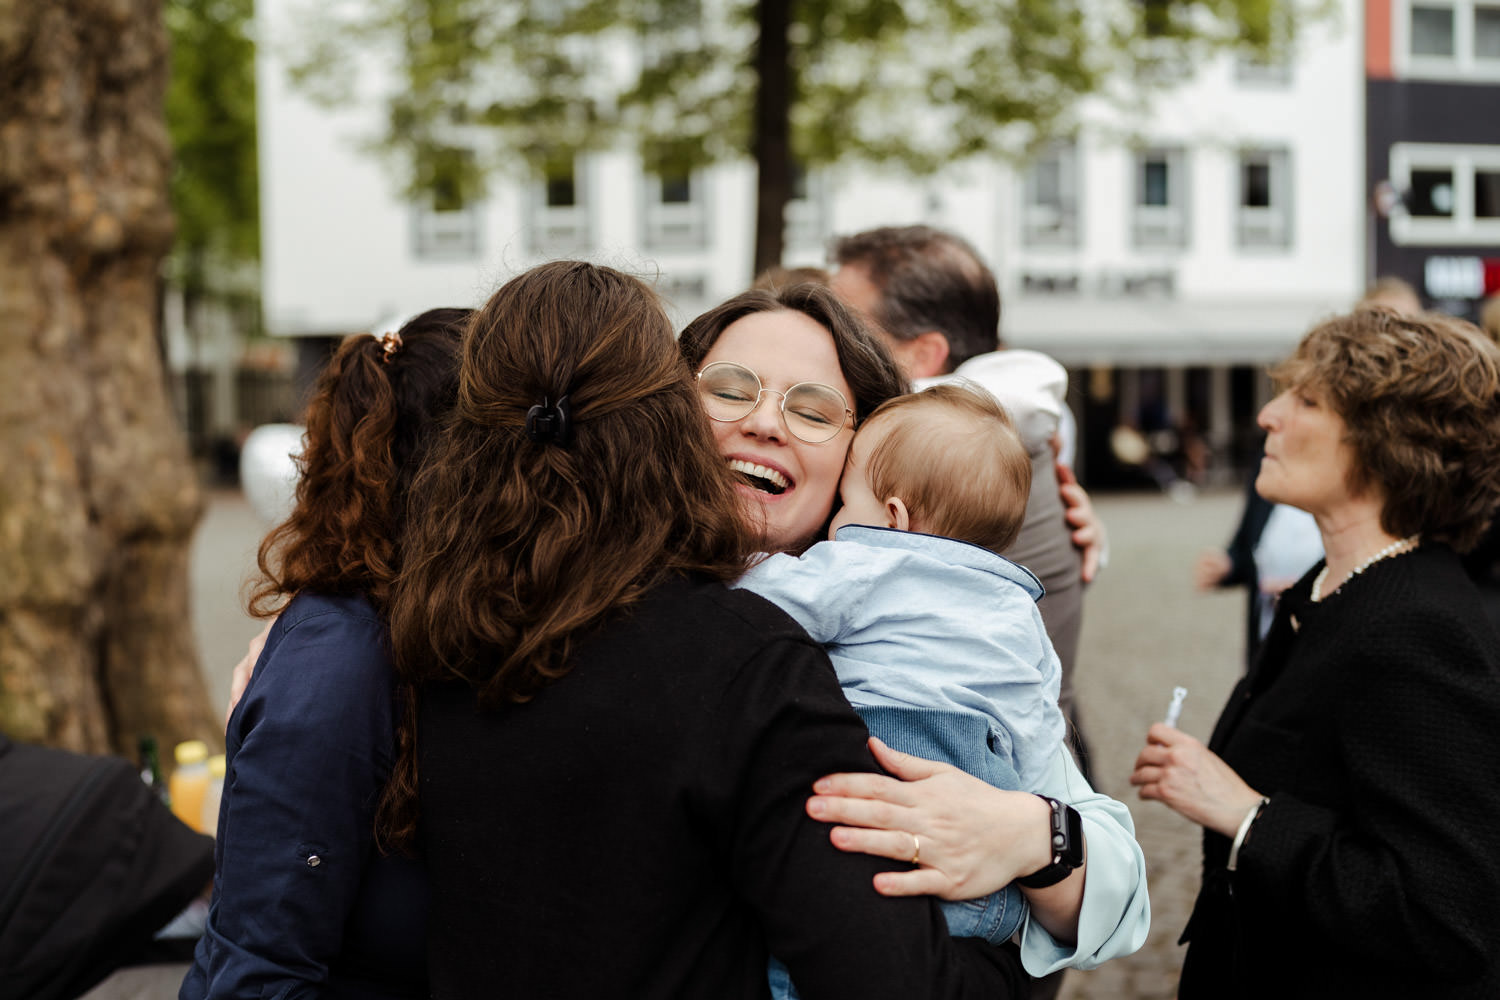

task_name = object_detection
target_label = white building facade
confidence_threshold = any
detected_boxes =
[256,0,1365,481]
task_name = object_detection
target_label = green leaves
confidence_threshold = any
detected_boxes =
[165,0,259,275]
[278,0,1324,267]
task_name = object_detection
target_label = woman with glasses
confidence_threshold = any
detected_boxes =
[678,284,1149,980]
[390,261,1029,997]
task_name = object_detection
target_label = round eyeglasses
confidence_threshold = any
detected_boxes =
[695,361,854,444]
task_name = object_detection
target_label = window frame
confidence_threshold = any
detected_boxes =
[1021,140,1083,249]
[1131,146,1191,250]
[1388,142,1500,246]
[409,148,484,261]
[1394,0,1500,80]
[527,157,593,255]
[1235,147,1294,252]
[641,169,711,250]
[783,163,830,250]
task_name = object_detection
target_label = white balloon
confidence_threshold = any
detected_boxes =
[240,423,305,524]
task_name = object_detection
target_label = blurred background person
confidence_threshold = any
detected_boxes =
[1191,467,1322,669]
[827,225,1099,797]
[1358,274,1424,316]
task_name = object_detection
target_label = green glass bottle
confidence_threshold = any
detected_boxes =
[137,734,170,807]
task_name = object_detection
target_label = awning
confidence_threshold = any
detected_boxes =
[1003,297,1348,368]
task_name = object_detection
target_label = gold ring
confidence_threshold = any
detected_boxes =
[909,833,920,866]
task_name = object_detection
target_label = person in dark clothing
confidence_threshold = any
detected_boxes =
[181,308,469,1000]
[1460,516,1500,635]
[1131,308,1500,998]
[1192,454,1322,669]
[389,262,1029,999]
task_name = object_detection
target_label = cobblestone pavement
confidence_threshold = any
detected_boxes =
[87,487,1250,999]
[1058,489,1247,1000]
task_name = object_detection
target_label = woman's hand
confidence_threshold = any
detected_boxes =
[1130,723,1262,836]
[1192,549,1231,591]
[807,736,1054,901]
[226,622,273,730]
[1058,464,1107,583]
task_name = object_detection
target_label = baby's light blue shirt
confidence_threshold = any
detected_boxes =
[735,524,1065,790]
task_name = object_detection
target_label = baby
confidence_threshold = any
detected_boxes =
[735,383,1065,998]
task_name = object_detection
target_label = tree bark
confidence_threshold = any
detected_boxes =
[0,0,218,756]
[751,0,792,277]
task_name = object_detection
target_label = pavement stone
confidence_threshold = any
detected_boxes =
[91,486,1251,999]
[1057,489,1246,1000]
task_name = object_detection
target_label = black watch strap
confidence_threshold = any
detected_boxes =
[1017,795,1084,889]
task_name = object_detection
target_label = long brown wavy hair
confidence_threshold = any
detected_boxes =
[248,308,468,617]
[388,261,755,708]
[245,309,466,855]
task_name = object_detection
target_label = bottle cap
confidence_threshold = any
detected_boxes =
[208,754,226,779]
[174,739,209,766]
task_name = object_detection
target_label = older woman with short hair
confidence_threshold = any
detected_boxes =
[1132,308,1500,998]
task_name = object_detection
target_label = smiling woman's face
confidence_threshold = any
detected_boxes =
[698,309,856,552]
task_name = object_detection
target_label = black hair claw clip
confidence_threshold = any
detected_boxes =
[525,395,573,447]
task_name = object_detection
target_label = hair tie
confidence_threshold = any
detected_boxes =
[525,395,573,447]
[380,330,403,363]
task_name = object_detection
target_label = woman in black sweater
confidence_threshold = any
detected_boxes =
[388,262,1026,999]
[1130,307,1500,998]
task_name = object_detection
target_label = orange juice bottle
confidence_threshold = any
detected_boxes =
[169,740,210,832]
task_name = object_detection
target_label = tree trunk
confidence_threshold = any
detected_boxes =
[0,0,218,756]
[751,0,792,277]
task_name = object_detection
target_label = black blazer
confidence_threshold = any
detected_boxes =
[1179,545,1500,999]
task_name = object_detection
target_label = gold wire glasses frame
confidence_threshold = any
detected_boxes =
[695,361,854,444]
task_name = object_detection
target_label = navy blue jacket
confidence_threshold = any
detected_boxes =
[181,593,426,1000]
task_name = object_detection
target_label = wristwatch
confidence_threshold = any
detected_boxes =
[1017,795,1084,889]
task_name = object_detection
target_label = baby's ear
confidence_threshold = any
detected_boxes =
[885,497,912,532]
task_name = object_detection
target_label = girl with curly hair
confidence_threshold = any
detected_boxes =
[182,308,468,1000]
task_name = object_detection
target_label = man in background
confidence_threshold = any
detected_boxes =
[828,225,1101,780]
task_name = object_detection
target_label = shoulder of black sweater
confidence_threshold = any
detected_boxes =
[635,571,828,647]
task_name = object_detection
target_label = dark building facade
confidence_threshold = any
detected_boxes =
[1367,0,1500,320]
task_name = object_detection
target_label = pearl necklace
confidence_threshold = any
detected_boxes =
[1310,536,1420,602]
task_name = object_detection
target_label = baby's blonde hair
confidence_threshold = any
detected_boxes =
[862,383,1032,554]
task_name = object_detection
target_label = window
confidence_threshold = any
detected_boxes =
[642,171,709,249]
[1398,0,1500,77]
[1233,8,1294,85]
[1408,168,1456,216]
[529,158,591,253]
[1477,4,1500,57]
[1411,3,1457,54]
[1477,170,1500,217]
[1388,143,1500,245]
[1132,147,1189,249]
[1237,149,1292,250]
[411,149,482,260]
[546,172,577,209]
[1022,141,1081,248]
[783,163,828,250]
